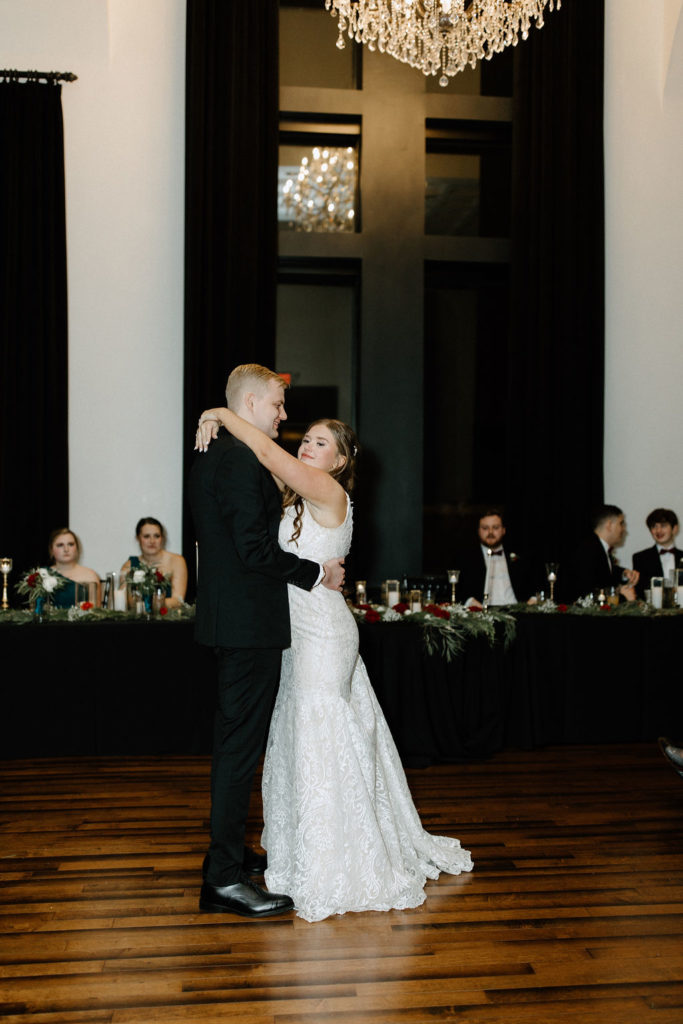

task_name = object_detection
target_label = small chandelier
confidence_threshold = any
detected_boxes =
[325,0,561,86]
[281,146,357,232]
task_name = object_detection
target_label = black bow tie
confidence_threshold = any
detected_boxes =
[660,548,675,554]
[488,549,503,556]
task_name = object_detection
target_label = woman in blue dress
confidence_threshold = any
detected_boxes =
[120,517,188,609]
[47,528,101,607]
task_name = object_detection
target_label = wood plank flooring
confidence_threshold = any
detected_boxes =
[1,745,683,1023]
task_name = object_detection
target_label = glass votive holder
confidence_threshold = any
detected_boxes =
[386,579,400,606]
[74,581,97,607]
[355,580,367,603]
[409,589,422,612]
[650,577,663,609]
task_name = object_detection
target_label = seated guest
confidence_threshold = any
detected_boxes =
[120,517,187,609]
[632,508,683,599]
[47,528,101,607]
[458,508,537,607]
[567,504,639,602]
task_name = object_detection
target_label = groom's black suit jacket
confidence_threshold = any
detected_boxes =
[632,544,683,599]
[189,429,319,649]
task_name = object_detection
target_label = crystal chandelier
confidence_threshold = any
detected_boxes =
[281,146,357,233]
[325,0,561,86]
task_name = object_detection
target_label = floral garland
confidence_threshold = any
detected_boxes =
[507,599,681,617]
[351,601,516,662]
[0,604,195,626]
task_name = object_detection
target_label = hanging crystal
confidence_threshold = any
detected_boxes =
[325,0,560,85]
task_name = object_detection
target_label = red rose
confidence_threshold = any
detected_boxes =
[357,602,372,611]
[159,606,168,616]
[155,570,164,582]
[80,601,93,611]
[467,605,481,613]
[600,603,611,612]
[27,573,39,587]
[424,603,450,619]
[557,603,568,613]
[365,609,381,623]
[392,602,409,614]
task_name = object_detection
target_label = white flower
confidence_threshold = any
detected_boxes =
[42,575,59,593]
[382,607,402,622]
[132,569,146,584]
[38,567,50,579]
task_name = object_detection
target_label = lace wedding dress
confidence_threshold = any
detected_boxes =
[262,495,473,922]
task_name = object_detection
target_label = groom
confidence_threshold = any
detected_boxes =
[190,364,345,917]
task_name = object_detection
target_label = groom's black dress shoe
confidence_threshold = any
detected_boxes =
[199,876,293,918]
[202,849,267,880]
[659,737,683,778]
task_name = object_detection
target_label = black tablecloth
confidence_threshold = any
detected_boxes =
[2,614,681,761]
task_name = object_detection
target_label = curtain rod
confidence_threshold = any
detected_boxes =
[0,69,78,84]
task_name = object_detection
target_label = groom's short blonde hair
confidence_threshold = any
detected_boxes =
[225,364,288,409]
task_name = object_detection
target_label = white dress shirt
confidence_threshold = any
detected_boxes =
[481,544,517,605]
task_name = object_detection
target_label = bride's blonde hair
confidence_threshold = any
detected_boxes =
[282,419,359,544]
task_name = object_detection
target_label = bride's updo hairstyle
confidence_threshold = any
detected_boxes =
[283,418,360,544]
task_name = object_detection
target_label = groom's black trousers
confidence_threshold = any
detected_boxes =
[207,646,282,886]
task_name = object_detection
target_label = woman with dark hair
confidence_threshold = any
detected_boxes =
[120,517,187,608]
[196,407,472,922]
[46,528,101,607]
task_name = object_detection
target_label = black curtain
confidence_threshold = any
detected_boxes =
[0,82,69,584]
[183,0,280,588]
[506,0,605,561]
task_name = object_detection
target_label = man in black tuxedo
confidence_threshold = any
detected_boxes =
[566,504,639,602]
[457,509,536,606]
[190,364,345,918]
[632,508,683,599]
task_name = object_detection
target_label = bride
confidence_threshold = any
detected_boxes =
[196,408,472,922]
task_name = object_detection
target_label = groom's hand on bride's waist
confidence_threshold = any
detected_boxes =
[320,557,345,592]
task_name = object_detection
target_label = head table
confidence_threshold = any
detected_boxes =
[1,607,680,764]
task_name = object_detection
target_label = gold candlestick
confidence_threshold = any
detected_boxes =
[447,568,460,604]
[0,557,12,610]
[483,548,492,611]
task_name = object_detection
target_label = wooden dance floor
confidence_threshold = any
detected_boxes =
[1,745,683,1023]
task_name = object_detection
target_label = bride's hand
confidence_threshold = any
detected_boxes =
[195,409,222,452]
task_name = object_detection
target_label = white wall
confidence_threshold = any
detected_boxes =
[0,0,186,575]
[3,0,682,575]
[604,0,683,563]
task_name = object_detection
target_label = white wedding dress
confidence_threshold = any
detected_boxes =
[262,495,473,922]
